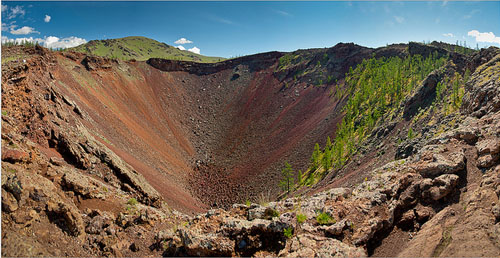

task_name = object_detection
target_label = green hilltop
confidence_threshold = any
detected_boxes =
[68,36,225,63]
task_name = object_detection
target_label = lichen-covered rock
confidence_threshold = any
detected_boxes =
[476,138,500,155]
[62,167,106,199]
[421,174,459,201]
[409,146,465,177]
[462,52,500,117]
[478,154,498,168]
[85,213,114,234]
[352,217,386,245]
[281,234,366,257]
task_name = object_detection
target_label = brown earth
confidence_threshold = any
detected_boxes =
[2,42,500,257]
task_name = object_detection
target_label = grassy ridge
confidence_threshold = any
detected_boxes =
[68,36,225,63]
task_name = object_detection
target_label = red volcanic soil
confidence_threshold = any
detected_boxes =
[15,45,379,212]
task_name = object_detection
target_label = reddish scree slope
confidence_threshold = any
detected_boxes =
[46,48,357,211]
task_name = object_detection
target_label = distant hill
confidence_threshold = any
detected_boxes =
[68,36,225,63]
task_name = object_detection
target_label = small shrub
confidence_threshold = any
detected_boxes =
[127,198,138,206]
[5,167,16,174]
[296,213,307,224]
[245,200,251,207]
[265,208,280,218]
[283,227,293,238]
[407,127,415,140]
[316,212,335,225]
[257,189,272,206]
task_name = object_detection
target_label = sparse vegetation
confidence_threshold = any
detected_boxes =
[407,127,415,140]
[127,197,138,206]
[296,213,307,224]
[279,161,295,194]
[265,208,280,218]
[316,212,335,225]
[283,227,293,238]
[257,189,273,207]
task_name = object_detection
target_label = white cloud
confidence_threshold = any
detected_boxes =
[2,21,16,32]
[46,36,87,48]
[468,30,500,45]
[7,5,25,19]
[44,15,51,23]
[175,45,186,50]
[174,37,193,44]
[276,10,292,17]
[188,46,200,54]
[394,16,405,24]
[1,35,87,49]
[1,5,7,12]
[443,33,454,38]
[10,26,39,35]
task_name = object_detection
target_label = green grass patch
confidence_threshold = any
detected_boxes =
[283,227,293,238]
[296,213,307,224]
[316,212,335,225]
[127,198,138,206]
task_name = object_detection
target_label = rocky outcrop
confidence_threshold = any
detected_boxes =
[403,69,443,119]
[462,52,500,117]
[151,142,473,256]
[1,147,31,163]
[147,51,282,75]
[408,42,449,59]
[408,145,466,178]
[399,166,500,257]
[81,55,114,71]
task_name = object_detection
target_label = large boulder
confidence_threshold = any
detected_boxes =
[409,146,465,178]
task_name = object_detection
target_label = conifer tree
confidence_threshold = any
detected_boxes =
[310,143,321,171]
[325,136,332,152]
[322,147,331,172]
[279,161,294,194]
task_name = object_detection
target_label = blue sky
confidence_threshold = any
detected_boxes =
[2,1,500,58]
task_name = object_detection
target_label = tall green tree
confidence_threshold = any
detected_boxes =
[279,161,295,194]
[310,143,321,171]
[322,147,332,172]
[325,136,332,152]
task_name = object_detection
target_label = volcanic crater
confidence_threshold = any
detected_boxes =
[1,42,453,212]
